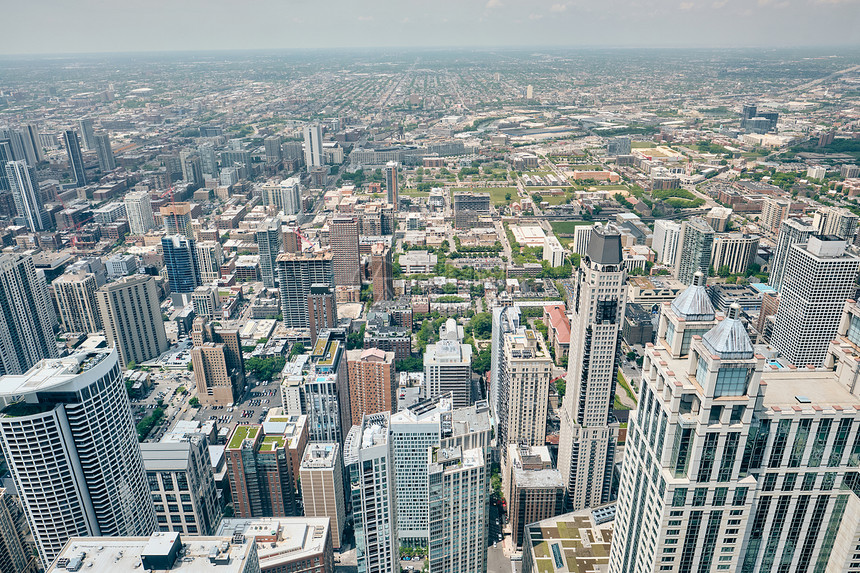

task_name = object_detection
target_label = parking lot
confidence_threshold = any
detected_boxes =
[192,377,282,432]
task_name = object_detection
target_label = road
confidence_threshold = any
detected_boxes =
[488,546,514,573]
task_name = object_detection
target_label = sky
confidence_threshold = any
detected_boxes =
[1,0,859,55]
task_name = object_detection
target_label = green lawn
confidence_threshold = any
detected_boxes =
[631,141,654,148]
[551,220,593,235]
[473,187,519,205]
[401,188,430,197]
[538,193,574,205]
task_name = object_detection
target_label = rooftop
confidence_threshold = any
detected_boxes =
[227,425,260,450]
[525,508,614,573]
[217,517,329,569]
[0,349,115,400]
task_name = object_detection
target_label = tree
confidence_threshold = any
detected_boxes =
[504,192,512,201]
[396,355,424,372]
[555,379,566,399]
[189,397,200,408]
[470,313,492,339]
[289,343,306,359]
[347,324,366,350]
[718,265,731,278]
[246,356,287,381]
[472,347,491,375]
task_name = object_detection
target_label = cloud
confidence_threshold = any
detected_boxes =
[529,12,544,19]
[357,15,374,21]
[679,1,695,8]
[550,3,568,11]
[814,0,859,3]
[711,0,727,7]
[485,0,502,7]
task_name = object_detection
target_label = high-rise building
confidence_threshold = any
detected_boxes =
[0,348,156,567]
[344,413,399,573]
[303,124,323,168]
[370,243,394,302]
[225,416,308,518]
[93,133,116,172]
[0,139,14,192]
[0,128,27,163]
[427,445,487,573]
[674,217,714,285]
[141,432,221,535]
[195,240,224,283]
[505,445,563,549]
[191,318,246,406]
[710,233,759,275]
[0,488,35,573]
[77,117,96,150]
[652,220,682,267]
[281,177,302,215]
[814,205,859,240]
[54,271,102,333]
[424,318,473,408]
[300,443,346,550]
[162,235,201,294]
[197,142,217,177]
[308,284,337,344]
[609,294,860,573]
[256,218,282,288]
[180,151,204,188]
[558,224,626,511]
[769,217,814,292]
[276,251,334,329]
[760,197,791,234]
[124,190,156,235]
[329,217,361,287]
[490,304,520,423]
[23,124,43,164]
[192,286,221,320]
[160,202,194,238]
[389,395,492,546]
[96,275,169,368]
[0,254,58,375]
[607,136,631,156]
[264,135,283,165]
[771,235,860,367]
[346,348,396,426]
[63,129,87,187]
[497,327,553,451]
[5,160,50,232]
[385,161,399,206]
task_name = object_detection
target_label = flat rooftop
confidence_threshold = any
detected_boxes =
[0,350,113,399]
[227,425,260,450]
[525,509,614,573]
[47,534,255,573]
[217,517,329,569]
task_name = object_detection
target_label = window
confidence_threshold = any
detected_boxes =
[733,487,748,506]
[714,366,750,397]
[672,489,688,507]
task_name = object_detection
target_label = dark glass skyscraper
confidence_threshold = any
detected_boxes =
[161,235,201,293]
[63,129,87,187]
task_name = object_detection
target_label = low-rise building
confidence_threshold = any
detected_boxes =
[217,517,334,573]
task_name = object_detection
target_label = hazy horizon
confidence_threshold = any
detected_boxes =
[1,0,859,56]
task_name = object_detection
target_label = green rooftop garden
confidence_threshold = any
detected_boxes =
[228,425,259,449]
[259,435,286,451]
[1,402,55,418]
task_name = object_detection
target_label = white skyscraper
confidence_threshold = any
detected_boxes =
[256,218,282,288]
[652,220,682,267]
[0,348,156,568]
[771,235,860,367]
[610,293,860,573]
[6,160,49,232]
[768,217,814,292]
[124,190,156,235]
[424,319,472,408]
[427,446,487,573]
[0,253,58,375]
[490,305,520,425]
[195,240,224,283]
[674,218,714,285]
[281,177,302,215]
[497,327,552,451]
[572,224,593,256]
[77,117,96,150]
[814,205,859,240]
[558,224,626,511]
[344,413,399,573]
[303,124,324,168]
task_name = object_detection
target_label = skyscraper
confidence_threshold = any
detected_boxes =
[385,161,399,206]
[0,139,14,192]
[198,142,218,177]
[0,488,33,573]
[300,443,346,550]
[303,124,323,168]
[0,348,156,567]
[160,202,194,238]
[370,243,394,302]
[225,418,305,518]
[180,151,204,188]
[96,275,169,368]
[344,413,399,573]
[768,217,814,292]
[771,235,860,367]
[674,217,714,285]
[490,304,520,423]
[196,241,224,283]
[23,124,43,164]
[276,251,334,329]
[5,160,50,232]
[424,319,472,408]
[0,253,58,376]
[329,217,361,286]
[308,283,337,344]
[63,129,87,187]
[93,132,116,172]
[427,446,487,573]
[264,135,283,165]
[256,218,282,288]
[652,220,682,266]
[814,205,859,240]
[53,271,102,333]
[558,224,626,511]
[162,235,201,294]
[497,326,553,451]
[191,318,245,406]
[760,197,790,234]
[709,233,759,275]
[77,117,96,150]
[609,295,860,573]
[124,190,156,235]
[347,348,396,426]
